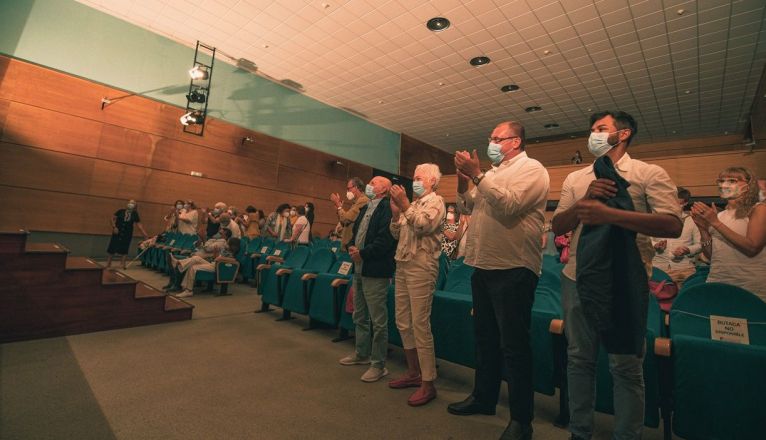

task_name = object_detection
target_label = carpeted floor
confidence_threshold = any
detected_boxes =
[0,265,673,439]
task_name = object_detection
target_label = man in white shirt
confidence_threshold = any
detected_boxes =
[447,121,550,440]
[552,111,682,440]
[652,187,701,283]
[218,213,241,239]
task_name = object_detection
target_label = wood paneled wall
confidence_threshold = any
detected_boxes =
[0,56,374,237]
[400,134,454,179]
[438,149,766,204]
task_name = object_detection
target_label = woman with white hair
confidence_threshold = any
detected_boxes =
[692,166,766,301]
[388,163,446,406]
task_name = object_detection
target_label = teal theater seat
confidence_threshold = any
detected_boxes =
[281,248,336,317]
[657,282,766,440]
[306,254,355,336]
[259,245,310,310]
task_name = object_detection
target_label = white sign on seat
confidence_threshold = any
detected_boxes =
[710,315,749,345]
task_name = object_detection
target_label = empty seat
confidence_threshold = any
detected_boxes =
[281,248,336,316]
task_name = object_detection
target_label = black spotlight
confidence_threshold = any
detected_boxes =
[501,84,520,92]
[525,106,542,113]
[180,110,205,126]
[186,90,206,103]
[470,56,491,66]
[188,65,209,80]
[426,17,450,32]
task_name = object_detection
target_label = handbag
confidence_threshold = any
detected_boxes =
[649,279,678,313]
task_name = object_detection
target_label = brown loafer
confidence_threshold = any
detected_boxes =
[388,375,422,389]
[407,387,437,407]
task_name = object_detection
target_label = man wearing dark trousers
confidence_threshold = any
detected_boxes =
[448,121,550,440]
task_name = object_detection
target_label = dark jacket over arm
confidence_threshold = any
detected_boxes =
[348,198,397,278]
[576,155,648,356]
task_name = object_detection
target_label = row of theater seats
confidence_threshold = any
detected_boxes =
[142,234,766,439]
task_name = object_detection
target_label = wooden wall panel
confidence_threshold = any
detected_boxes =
[400,134,454,178]
[1,55,376,238]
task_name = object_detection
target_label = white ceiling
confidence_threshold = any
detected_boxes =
[76,0,766,152]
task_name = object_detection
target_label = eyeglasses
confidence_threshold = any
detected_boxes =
[716,178,744,185]
[487,136,519,143]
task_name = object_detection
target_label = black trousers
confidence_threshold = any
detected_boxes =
[471,267,538,424]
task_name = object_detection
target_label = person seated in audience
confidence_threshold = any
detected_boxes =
[244,205,261,239]
[388,163,445,406]
[758,177,766,202]
[165,228,232,292]
[218,213,242,239]
[571,149,583,164]
[205,202,227,240]
[652,187,701,283]
[163,199,185,232]
[288,206,311,245]
[266,204,292,240]
[175,235,241,299]
[692,167,766,301]
[440,204,461,258]
[106,199,148,269]
[177,200,199,235]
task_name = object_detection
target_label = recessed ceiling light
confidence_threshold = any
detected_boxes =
[587,108,592,112]
[501,84,520,92]
[544,123,559,129]
[684,89,691,94]
[438,82,445,86]
[543,50,552,55]
[426,17,450,32]
[377,100,384,104]
[469,56,491,66]
[677,8,685,15]
[525,106,542,113]
[322,2,331,9]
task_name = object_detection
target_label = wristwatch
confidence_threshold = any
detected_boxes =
[472,173,485,186]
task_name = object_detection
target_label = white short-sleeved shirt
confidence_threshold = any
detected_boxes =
[553,153,682,281]
[177,209,199,235]
[294,216,310,244]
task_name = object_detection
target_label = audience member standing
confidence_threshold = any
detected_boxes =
[244,205,261,239]
[289,206,311,245]
[388,163,445,406]
[206,202,227,240]
[305,202,315,238]
[163,200,185,232]
[692,167,766,301]
[440,204,461,258]
[652,187,701,283]
[339,176,397,383]
[552,111,682,440]
[177,200,199,236]
[331,177,369,251]
[448,121,550,440]
[107,199,148,269]
[266,204,292,241]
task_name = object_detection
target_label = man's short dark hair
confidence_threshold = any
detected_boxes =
[246,205,256,213]
[276,203,291,213]
[297,206,306,215]
[349,177,365,192]
[677,187,691,202]
[590,111,638,146]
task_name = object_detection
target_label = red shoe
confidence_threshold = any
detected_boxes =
[407,387,437,407]
[388,374,422,389]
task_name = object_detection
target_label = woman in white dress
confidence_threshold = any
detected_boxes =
[691,167,766,301]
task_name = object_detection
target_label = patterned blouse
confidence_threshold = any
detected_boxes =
[440,220,460,256]
[389,191,446,262]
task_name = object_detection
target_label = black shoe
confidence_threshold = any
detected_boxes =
[447,395,496,416]
[499,421,532,440]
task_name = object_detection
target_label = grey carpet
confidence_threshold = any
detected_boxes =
[0,265,673,439]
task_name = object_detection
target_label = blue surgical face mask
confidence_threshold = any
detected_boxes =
[587,131,619,157]
[487,142,504,165]
[412,181,425,197]
[127,203,136,210]
[365,184,376,199]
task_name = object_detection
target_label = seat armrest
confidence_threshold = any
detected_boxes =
[549,319,564,335]
[654,337,672,357]
[331,278,349,288]
[251,253,262,259]
[256,263,271,271]
[266,255,284,263]
[302,273,318,281]
[276,268,293,276]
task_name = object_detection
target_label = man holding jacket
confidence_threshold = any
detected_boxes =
[338,176,397,383]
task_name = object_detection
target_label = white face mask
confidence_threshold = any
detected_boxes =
[587,131,619,157]
[127,203,136,210]
[719,182,743,199]
[760,190,765,202]
[176,204,184,210]
[446,212,455,221]
[346,191,355,200]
